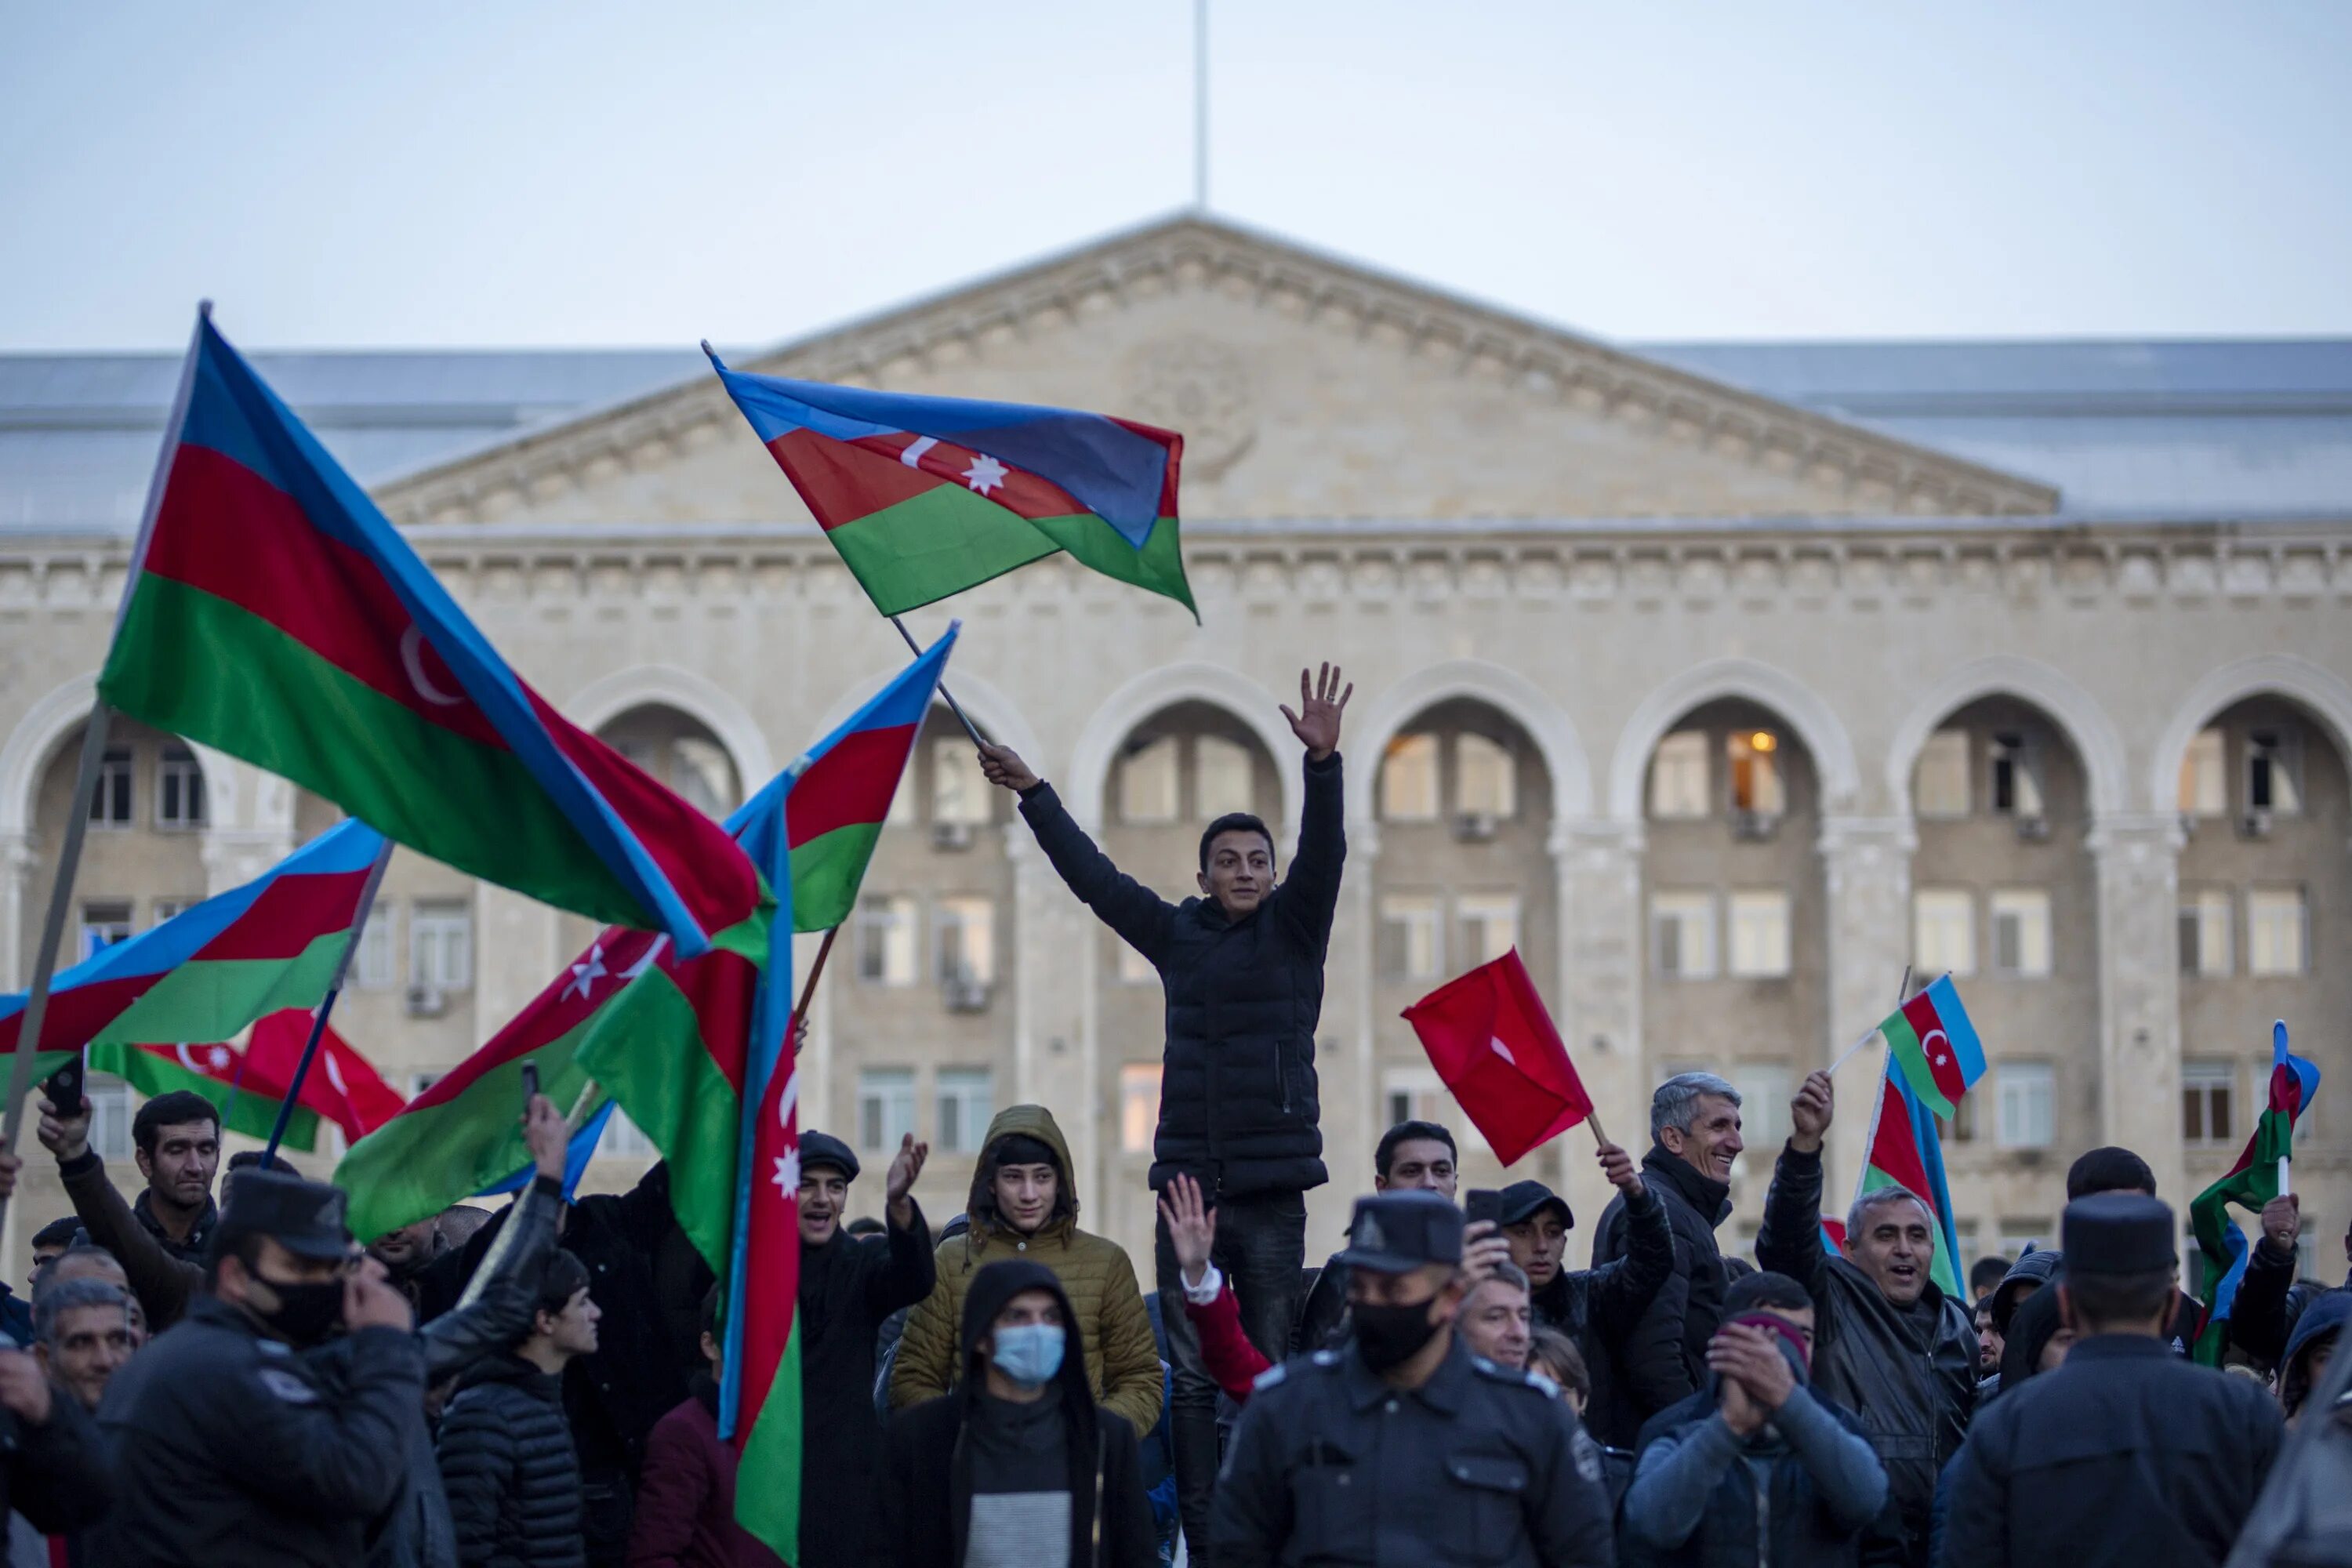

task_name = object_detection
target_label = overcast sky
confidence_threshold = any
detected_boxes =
[5,2,2349,352]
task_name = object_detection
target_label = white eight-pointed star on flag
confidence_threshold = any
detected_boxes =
[962,454,1010,495]
[564,943,608,1001]
[771,1145,800,1197]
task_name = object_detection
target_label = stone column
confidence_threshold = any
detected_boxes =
[1322,816,1379,1258]
[2087,813,2188,1215]
[1553,819,1646,1240]
[0,833,33,989]
[1817,816,1917,1204]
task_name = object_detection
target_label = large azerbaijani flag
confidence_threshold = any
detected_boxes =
[786,624,957,931]
[1856,1061,1968,1300]
[2192,1022,2320,1364]
[1874,974,1987,1122]
[101,312,757,956]
[708,352,1195,620]
[0,818,384,1091]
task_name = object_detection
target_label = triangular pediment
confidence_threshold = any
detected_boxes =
[375,214,2057,528]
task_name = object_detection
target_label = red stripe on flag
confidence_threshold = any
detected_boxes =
[1898,992,1969,1108]
[0,975,162,1054]
[785,724,918,849]
[147,445,510,747]
[188,870,371,962]
[404,927,665,1110]
[768,429,1089,530]
[1868,1079,1936,1200]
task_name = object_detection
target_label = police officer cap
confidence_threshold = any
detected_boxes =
[221,1169,352,1261]
[1337,1190,1463,1274]
[1497,1179,1572,1232]
[2061,1192,2176,1275]
[800,1131,860,1183]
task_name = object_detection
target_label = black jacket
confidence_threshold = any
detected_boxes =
[437,1354,587,1568]
[133,1189,216,1265]
[1018,752,1345,1197]
[95,1297,427,1567]
[0,1388,111,1538]
[1757,1145,1974,1568]
[1940,1334,2283,1568]
[1588,1145,1733,1446]
[796,1200,936,1568]
[878,1260,1156,1568]
[1533,1177,1678,1425]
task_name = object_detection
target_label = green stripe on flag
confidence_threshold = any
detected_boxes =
[89,1042,321,1149]
[736,1327,803,1557]
[90,935,350,1049]
[103,575,652,931]
[822,487,1194,619]
[789,822,882,935]
[1032,513,1195,618]
[2191,1103,2299,1364]
[1880,1014,1955,1120]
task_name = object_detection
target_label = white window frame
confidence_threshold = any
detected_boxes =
[155,744,206,829]
[89,746,133,828]
[409,901,474,993]
[1377,893,1445,982]
[1988,733,2045,818]
[1988,888,2053,978]
[86,1072,135,1160]
[1915,728,1972,818]
[1726,730,1786,818]
[2246,729,2303,817]
[1732,1064,1793,1159]
[2248,886,2308,977]
[149,898,195,930]
[933,895,996,988]
[855,894,920,987]
[2179,728,2227,817]
[2182,1061,2235,1148]
[79,902,133,961]
[2178,888,2233,978]
[857,1068,917,1152]
[1914,888,1976,978]
[1454,733,1518,819]
[1995,1062,2056,1150]
[1380,734,1441,822]
[1120,1062,1161,1155]
[1726,890,1792,978]
[931,737,989,826]
[1192,735,1256,821]
[1117,735,1180,824]
[353,906,399,990]
[1649,731,1711,820]
[935,1066,994,1154]
[1651,891,1718,981]
[1455,891,1521,967]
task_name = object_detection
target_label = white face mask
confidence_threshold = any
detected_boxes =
[990,1323,1066,1387]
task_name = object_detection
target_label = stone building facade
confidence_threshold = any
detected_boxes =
[3,215,2348,1284]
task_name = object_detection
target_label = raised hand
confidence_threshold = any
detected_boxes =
[1716,1359,1766,1436]
[1280,663,1352,761]
[523,1093,568,1181]
[1791,1070,1834,1153]
[2260,1192,2301,1255]
[1596,1139,1645,1197]
[976,742,1039,794]
[1460,1218,1513,1295]
[886,1132,929,1225]
[1156,1173,1218,1288]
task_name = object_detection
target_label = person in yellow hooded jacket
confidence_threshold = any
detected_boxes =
[888,1104,1165,1436]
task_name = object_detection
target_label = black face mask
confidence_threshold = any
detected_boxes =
[1352,1297,1443,1371]
[255,1277,345,1346]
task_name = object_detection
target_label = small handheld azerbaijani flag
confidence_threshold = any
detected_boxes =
[1400,949,1595,1166]
[707,352,1195,621]
[1875,975,1987,1121]
[101,313,757,956]
[1857,1060,1968,1300]
[2191,1022,2320,1364]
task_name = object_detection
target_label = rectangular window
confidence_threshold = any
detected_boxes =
[1455,892,1520,967]
[1995,1062,2055,1149]
[155,744,206,829]
[149,898,194,929]
[1936,1094,1977,1144]
[2179,728,2227,816]
[1726,890,1793,978]
[1726,730,1785,817]
[1193,735,1255,819]
[935,1067,994,1154]
[1989,888,2053,977]
[2182,1061,2235,1147]
[934,895,996,989]
[1455,734,1517,818]
[857,1069,916,1152]
[1988,733,2045,818]
[86,1073,134,1161]
[2177,889,2233,978]
[1381,1067,1453,1140]
[89,746,133,827]
[1913,888,1976,977]
[1120,1062,1161,1154]
[1915,728,1971,818]
[1651,891,1718,980]
[1117,736,1180,823]
[79,902,132,961]
[2248,887,2308,975]
[931,737,989,826]
[1649,731,1710,819]
[1377,893,1443,981]
[409,901,474,993]
[855,894,920,986]
[353,906,397,990]
[1733,1064,1792,1154]
[2247,729,2303,816]
[1381,734,1440,822]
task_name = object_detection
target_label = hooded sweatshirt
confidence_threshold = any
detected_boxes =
[887,1105,1163,1436]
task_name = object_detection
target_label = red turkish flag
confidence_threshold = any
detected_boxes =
[1401,949,1593,1166]
[243,1010,408,1143]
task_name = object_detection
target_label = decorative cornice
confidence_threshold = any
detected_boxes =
[369,216,2061,526]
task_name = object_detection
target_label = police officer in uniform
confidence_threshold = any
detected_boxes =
[1212,1189,1616,1567]
[95,1168,426,1568]
[1940,1192,2285,1568]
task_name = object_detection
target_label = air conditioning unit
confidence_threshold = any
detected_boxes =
[2241,810,2273,840]
[1451,811,1498,843]
[1730,810,1780,842]
[942,978,992,1013]
[931,821,976,851]
[2015,815,2051,843]
[405,985,446,1019]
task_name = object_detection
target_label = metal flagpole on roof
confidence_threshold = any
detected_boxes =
[1194,0,1210,210]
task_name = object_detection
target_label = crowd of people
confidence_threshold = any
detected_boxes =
[0,660,2330,1567]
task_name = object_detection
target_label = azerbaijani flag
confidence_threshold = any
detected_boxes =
[708,352,1195,620]
[2192,1022,2320,1364]
[1875,975,1987,1122]
[0,818,383,1074]
[101,312,757,956]
[241,1010,407,1144]
[95,1039,321,1150]
[786,624,956,931]
[1856,1061,1968,1300]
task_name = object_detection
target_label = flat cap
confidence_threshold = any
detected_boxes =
[799,1131,860,1183]
[2061,1192,2176,1276]
[1337,1190,1463,1274]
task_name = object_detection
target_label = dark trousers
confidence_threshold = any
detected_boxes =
[1154,1185,1305,1567]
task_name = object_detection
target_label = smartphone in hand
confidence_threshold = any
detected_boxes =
[519,1059,539,1104]
[1465,1189,1502,1228]
[43,1052,86,1120]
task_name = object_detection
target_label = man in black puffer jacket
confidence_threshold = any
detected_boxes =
[981,662,1351,1566]
[437,1250,600,1568]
